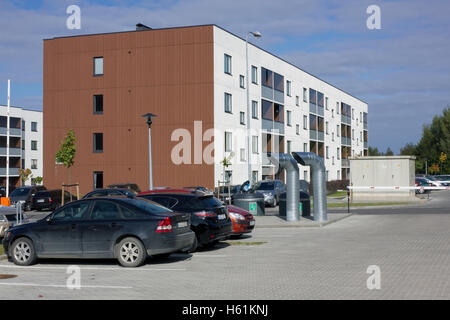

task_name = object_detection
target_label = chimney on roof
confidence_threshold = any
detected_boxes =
[136,23,152,31]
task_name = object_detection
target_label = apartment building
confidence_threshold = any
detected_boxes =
[0,105,43,187]
[43,24,368,194]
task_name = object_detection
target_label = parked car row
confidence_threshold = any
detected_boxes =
[2,186,256,268]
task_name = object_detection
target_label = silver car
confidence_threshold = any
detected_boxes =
[253,180,286,207]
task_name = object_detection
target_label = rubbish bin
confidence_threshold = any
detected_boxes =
[233,192,265,216]
[279,191,311,217]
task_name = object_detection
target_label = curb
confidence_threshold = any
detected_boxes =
[255,213,353,228]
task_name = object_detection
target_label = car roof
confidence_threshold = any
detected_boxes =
[139,189,207,197]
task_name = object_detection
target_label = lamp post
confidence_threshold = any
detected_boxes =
[246,31,261,185]
[142,113,157,190]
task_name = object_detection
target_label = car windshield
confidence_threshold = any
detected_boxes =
[254,182,275,190]
[35,191,50,197]
[10,188,31,197]
[119,198,173,214]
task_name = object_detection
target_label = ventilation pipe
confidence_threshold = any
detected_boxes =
[269,153,299,222]
[292,152,327,222]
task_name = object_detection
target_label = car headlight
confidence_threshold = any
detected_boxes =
[229,212,245,220]
[0,215,6,222]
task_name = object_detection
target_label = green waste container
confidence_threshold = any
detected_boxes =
[279,191,311,217]
[233,192,265,216]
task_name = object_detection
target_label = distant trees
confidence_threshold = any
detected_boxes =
[368,146,394,156]
[399,107,450,174]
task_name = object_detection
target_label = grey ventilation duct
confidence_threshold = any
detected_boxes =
[269,153,299,222]
[292,152,327,222]
[136,23,152,31]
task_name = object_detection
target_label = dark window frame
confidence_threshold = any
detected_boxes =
[93,133,103,153]
[93,94,104,114]
[93,56,104,77]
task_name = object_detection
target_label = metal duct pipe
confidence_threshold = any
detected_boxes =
[292,152,328,222]
[269,153,300,222]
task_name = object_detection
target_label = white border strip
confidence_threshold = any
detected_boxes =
[348,186,450,190]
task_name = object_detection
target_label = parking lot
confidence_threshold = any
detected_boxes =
[1,190,449,300]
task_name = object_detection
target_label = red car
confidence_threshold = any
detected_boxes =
[226,205,255,236]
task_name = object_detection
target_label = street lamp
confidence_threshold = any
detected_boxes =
[246,31,262,186]
[142,113,157,190]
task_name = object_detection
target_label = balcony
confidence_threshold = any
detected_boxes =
[0,167,20,176]
[317,131,324,141]
[0,147,22,157]
[341,137,351,146]
[274,90,284,104]
[317,105,324,116]
[341,114,351,125]
[364,122,368,130]
[261,86,273,100]
[310,129,317,140]
[341,159,350,168]
[309,103,317,114]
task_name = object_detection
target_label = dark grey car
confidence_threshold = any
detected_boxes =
[2,197,195,267]
[9,186,47,211]
[253,180,285,207]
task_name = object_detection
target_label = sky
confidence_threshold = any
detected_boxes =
[0,0,449,153]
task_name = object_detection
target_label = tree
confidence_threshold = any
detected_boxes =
[385,147,394,156]
[400,143,417,156]
[368,146,380,156]
[429,164,440,175]
[55,129,77,185]
[33,176,43,185]
[18,168,33,186]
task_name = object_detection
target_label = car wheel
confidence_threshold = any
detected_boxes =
[188,236,198,253]
[115,237,146,268]
[10,237,37,266]
[419,188,425,194]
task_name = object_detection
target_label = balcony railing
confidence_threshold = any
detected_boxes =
[341,159,350,167]
[0,167,20,176]
[0,127,22,136]
[0,147,22,156]
[341,137,351,146]
[310,129,318,140]
[309,103,316,114]
[341,114,351,125]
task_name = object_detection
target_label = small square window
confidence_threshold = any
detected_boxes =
[31,122,37,132]
[240,75,245,88]
[240,112,245,125]
[31,140,37,151]
[94,57,103,76]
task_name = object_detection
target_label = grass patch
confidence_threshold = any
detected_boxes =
[327,191,348,197]
[224,241,267,246]
[0,245,4,256]
[326,202,411,208]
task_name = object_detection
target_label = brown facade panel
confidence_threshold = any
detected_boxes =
[44,26,215,195]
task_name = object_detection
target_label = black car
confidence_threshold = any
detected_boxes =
[2,197,195,267]
[32,189,77,211]
[9,186,47,211]
[107,183,140,193]
[138,189,233,251]
[0,186,16,197]
[83,188,137,199]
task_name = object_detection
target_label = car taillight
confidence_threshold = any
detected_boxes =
[49,198,53,203]
[193,211,216,218]
[156,217,173,233]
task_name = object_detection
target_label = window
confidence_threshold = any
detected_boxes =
[94,95,103,114]
[303,88,307,102]
[326,121,329,134]
[22,140,24,150]
[336,102,340,114]
[274,73,284,92]
[332,156,335,165]
[287,140,291,154]
[337,125,340,137]
[352,129,355,140]
[303,115,308,129]
[240,148,246,162]
[287,110,292,126]
[332,132,335,142]
[22,120,25,131]
[240,75,245,88]
[94,57,103,76]
[296,96,299,106]
[240,112,245,125]
[93,171,104,189]
[225,132,232,152]
[304,170,308,181]
[332,109,334,118]
[303,143,308,152]
[91,201,121,220]
[325,97,329,110]
[352,108,355,119]
[326,146,329,159]
[31,122,37,132]
[252,136,258,154]
[261,68,273,88]
[31,140,37,150]
[252,171,258,184]
[225,171,232,183]
[251,66,258,84]
[296,124,300,135]
[360,112,363,123]
[286,80,291,96]
[337,170,341,180]
[93,133,103,153]
[337,148,340,160]
[224,54,232,75]
[252,101,258,119]
[53,202,90,221]
[31,159,37,169]
[224,93,232,113]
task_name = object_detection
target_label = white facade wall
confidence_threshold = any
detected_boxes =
[0,105,43,186]
[213,26,368,187]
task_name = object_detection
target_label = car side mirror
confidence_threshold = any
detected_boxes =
[46,216,52,224]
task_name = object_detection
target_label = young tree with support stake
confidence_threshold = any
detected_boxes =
[55,129,77,189]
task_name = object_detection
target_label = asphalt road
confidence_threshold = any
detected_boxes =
[0,190,449,299]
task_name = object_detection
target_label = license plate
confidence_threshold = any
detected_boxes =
[218,214,226,220]
[249,220,255,226]
[37,199,45,203]
[178,221,188,228]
